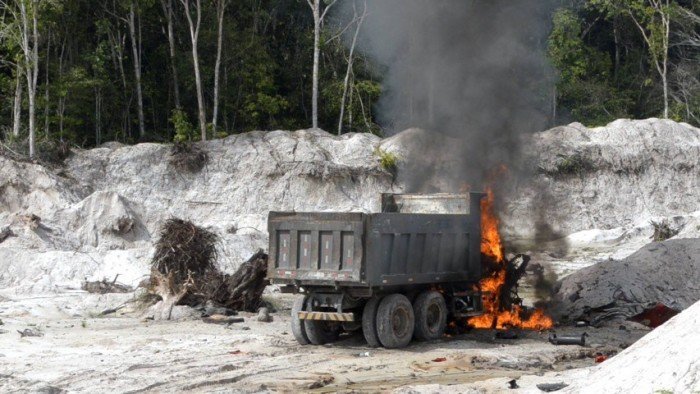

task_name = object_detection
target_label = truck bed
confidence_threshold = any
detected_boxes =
[268,194,483,289]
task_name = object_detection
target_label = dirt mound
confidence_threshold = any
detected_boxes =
[1,120,698,294]
[551,238,700,324]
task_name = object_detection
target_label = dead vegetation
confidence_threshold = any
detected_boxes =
[540,152,595,178]
[0,227,14,244]
[169,142,209,173]
[148,218,268,320]
[650,219,678,242]
[82,275,133,294]
[0,138,71,166]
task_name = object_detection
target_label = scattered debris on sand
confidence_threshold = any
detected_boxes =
[17,328,43,338]
[82,275,133,294]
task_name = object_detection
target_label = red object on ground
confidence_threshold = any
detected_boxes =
[432,357,447,362]
[629,303,679,328]
[595,355,607,363]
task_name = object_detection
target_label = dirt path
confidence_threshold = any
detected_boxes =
[0,293,648,393]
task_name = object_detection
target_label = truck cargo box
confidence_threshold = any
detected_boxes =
[268,192,484,289]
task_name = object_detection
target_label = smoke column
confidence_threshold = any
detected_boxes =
[348,0,557,191]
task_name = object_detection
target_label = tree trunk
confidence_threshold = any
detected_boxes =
[128,2,146,139]
[627,2,671,118]
[43,28,50,138]
[181,0,207,141]
[95,87,102,145]
[311,1,320,129]
[161,0,181,109]
[12,66,22,138]
[613,16,620,79]
[212,0,227,134]
[19,0,38,158]
[57,37,66,141]
[338,0,366,135]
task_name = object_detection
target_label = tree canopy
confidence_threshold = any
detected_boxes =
[0,0,698,154]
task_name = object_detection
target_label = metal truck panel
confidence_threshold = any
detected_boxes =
[267,193,484,289]
[364,213,481,286]
[268,212,364,284]
[381,193,472,214]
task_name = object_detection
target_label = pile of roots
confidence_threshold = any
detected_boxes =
[149,218,268,319]
[169,142,209,173]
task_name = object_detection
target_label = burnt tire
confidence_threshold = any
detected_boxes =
[362,296,383,347]
[413,291,448,341]
[303,298,339,345]
[291,295,310,345]
[376,294,415,349]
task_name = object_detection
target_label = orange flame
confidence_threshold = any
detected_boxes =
[468,186,553,331]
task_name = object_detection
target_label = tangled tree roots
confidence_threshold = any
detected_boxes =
[169,142,209,173]
[149,218,269,319]
[199,250,269,312]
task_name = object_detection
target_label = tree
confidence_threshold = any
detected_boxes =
[627,0,673,119]
[590,0,673,118]
[160,0,180,109]
[8,0,41,158]
[127,1,146,138]
[211,0,229,135]
[306,0,337,129]
[337,0,367,135]
[12,64,22,138]
[180,0,207,141]
[667,6,700,122]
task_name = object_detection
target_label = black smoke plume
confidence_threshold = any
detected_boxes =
[347,0,557,191]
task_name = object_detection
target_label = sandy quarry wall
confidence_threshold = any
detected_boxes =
[0,119,698,293]
[505,118,700,239]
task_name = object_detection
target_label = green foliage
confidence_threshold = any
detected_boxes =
[171,109,195,143]
[374,148,399,174]
[1,0,698,147]
[0,0,384,147]
[548,7,633,126]
[555,0,700,125]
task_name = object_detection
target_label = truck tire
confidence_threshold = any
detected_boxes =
[291,295,310,345]
[303,298,339,345]
[413,291,448,341]
[362,296,383,347]
[376,294,415,349]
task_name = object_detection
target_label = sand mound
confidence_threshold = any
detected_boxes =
[1,120,698,294]
[566,299,700,393]
[552,238,700,323]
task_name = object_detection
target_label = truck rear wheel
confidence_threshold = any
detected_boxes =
[362,296,383,347]
[376,294,415,349]
[303,298,339,345]
[413,291,448,341]
[291,295,310,345]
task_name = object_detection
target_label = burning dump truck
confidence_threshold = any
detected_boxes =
[267,192,551,349]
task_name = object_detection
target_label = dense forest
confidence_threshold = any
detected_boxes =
[0,0,698,158]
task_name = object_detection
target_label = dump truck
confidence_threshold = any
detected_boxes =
[267,193,485,348]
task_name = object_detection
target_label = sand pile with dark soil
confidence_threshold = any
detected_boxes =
[551,238,700,324]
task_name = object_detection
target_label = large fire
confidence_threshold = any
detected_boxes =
[468,187,554,330]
